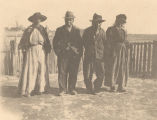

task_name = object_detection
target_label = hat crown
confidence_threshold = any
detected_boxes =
[116,14,127,20]
[93,13,102,20]
[28,12,47,22]
[65,11,75,18]
[33,12,42,17]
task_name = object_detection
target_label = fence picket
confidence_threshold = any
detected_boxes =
[139,43,143,75]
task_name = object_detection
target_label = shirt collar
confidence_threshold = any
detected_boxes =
[91,26,101,35]
[64,25,74,32]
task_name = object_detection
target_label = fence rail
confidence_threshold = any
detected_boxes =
[1,36,157,78]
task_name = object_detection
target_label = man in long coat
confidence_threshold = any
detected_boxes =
[83,13,106,94]
[53,11,83,95]
[18,12,51,97]
[106,14,129,92]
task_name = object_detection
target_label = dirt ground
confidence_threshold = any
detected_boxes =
[0,73,157,120]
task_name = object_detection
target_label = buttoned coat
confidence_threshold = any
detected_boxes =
[53,25,83,58]
[82,26,106,61]
[105,25,129,87]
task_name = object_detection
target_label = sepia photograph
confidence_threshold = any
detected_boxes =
[0,0,157,120]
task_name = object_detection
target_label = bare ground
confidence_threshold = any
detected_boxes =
[0,73,157,120]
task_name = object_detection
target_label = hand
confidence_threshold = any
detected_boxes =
[125,40,130,48]
[66,46,70,50]
[18,44,22,50]
[22,48,26,53]
[71,47,79,54]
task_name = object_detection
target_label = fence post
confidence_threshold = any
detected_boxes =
[139,42,143,75]
[9,40,15,75]
[152,40,157,78]
[132,43,136,75]
[136,43,140,75]
[147,42,152,77]
[129,43,133,75]
[143,43,147,77]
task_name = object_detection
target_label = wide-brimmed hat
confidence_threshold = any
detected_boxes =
[90,13,105,23]
[116,14,127,23]
[28,12,47,22]
[64,11,75,19]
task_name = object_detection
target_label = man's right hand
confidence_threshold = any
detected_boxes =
[65,46,70,50]
[71,46,79,54]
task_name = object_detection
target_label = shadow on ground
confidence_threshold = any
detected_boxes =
[0,86,60,98]
[76,87,109,94]
[48,87,59,96]
[0,86,19,98]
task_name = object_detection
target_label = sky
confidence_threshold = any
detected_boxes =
[0,0,157,34]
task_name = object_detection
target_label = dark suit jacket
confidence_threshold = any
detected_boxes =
[106,26,128,57]
[82,26,106,61]
[53,25,83,58]
[106,26,127,43]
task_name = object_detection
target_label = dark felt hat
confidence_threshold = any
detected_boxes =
[28,12,47,22]
[64,11,75,19]
[116,14,127,22]
[90,13,105,23]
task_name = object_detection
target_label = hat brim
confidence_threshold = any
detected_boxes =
[28,15,47,22]
[90,19,106,23]
[64,16,75,19]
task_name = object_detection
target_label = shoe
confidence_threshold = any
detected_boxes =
[36,92,42,95]
[117,89,126,92]
[24,93,31,97]
[69,90,77,95]
[43,91,49,94]
[109,89,116,92]
[94,87,101,93]
[58,91,67,96]
[86,90,96,95]
[109,86,115,92]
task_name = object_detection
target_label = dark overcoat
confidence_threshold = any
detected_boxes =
[105,25,129,87]
[82,26,106,62]
[53,25,83,91]
[53,25,83,58]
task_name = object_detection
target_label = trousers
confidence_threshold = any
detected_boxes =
[83,58,105,91]
[57,55,81,92]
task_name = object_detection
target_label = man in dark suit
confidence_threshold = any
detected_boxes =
[106,14,129,92]
[83,13,106,94]
[53,11,83,95]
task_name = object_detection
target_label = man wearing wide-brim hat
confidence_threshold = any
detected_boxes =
[83,13,106,94]
[106,14,129,92]
[18,12,51,97]
[53,11,83,95]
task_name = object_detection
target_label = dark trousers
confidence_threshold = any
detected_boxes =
[83,58,105,91]
[57,56,81,92]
